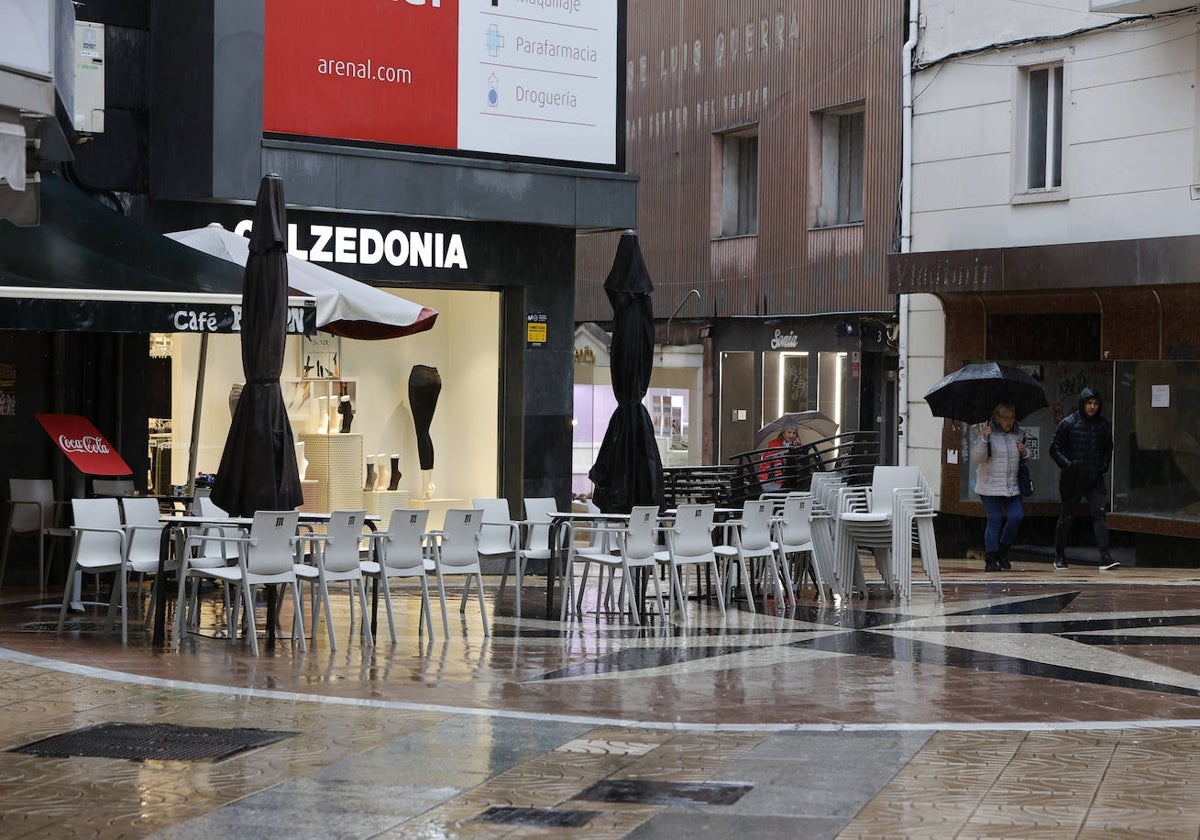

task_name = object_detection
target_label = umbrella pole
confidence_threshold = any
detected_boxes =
[186,333,208,499]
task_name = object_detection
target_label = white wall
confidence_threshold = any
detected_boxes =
[911,12,1200,252]
[170,287,501,503]
[915,0,1156,66]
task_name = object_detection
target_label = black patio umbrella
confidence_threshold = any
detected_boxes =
[924,362,1049,424]
[210,175,303,516]
[588,232,664,513]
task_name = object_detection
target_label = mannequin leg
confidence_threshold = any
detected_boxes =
[420,470,435,500]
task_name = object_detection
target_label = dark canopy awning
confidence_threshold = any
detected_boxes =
[0,173,315,334]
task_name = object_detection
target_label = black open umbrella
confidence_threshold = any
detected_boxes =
[210,175,303,516]
[924,362,1049,424]
[588,232,664,513]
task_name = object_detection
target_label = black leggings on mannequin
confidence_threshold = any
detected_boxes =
[408,365,442,470]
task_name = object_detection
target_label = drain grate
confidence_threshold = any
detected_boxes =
[474,807,598,827]
[9,722,295,763]
[574,779,753,806]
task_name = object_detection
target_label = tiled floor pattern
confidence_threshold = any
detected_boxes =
[2,560,1200,836]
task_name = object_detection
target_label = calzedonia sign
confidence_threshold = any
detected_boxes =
[232,220,469,270]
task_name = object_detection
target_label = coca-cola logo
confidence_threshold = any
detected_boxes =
[58,434,110,455]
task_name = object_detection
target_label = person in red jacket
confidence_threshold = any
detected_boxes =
[759,422,800,490]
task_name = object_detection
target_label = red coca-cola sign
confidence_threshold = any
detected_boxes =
[35,414,132,476]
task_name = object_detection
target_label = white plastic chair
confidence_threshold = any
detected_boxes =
[472,496,518,575]
[504,496,558,618]
[1,478,72,589]
[176,495,236,631]
[430,508,489,637]
[299,510,373,650]
[362,507,435,641]
[714,499,787,613]
[174,510,305,656]
[57,498,128,642]
[662,503,725,620]
[119,496,178,630]
[566,505,667,625]
[808,473,848,600]
[774,492,828,603]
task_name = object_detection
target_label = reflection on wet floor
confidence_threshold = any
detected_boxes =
[1,561,1200,836]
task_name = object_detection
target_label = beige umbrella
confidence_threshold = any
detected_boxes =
[755,411,839,449]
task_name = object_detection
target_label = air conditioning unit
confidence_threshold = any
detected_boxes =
[73,21,105,133]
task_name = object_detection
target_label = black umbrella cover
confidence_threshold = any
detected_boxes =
[210,175,303,516]
[588,233,665,513]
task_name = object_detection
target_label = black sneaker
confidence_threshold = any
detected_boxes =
[1053,556,1068,570]
[1100,556,1120,571]
[998,552,1011,571]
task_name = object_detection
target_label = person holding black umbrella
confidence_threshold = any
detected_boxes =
[1049,387,1117,571]
[971,403,1026,572]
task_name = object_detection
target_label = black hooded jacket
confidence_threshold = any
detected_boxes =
[1049,387,1113,483]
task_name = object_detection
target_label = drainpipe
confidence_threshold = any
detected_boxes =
[897,0,920,467]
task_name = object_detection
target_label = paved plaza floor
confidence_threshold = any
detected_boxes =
[1,556,1200,837]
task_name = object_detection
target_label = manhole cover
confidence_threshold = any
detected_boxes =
[10,722,295,762]
[574,779,753,806]
[474,807,598,827]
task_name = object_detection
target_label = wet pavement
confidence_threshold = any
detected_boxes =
[2,556,1200,837]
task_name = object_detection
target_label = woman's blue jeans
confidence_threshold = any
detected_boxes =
[980,495,1024,553]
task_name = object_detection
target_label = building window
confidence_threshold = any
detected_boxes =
[718,129,758,236]
[813,108,864,228]
[1025,63,1063,190]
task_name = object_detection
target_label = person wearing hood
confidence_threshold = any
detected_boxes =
[1049,387,1117,570]
[972,403,1026,572]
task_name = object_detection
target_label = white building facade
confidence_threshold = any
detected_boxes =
[893,1,1200,561]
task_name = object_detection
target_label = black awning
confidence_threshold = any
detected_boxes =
[0,173,315,334]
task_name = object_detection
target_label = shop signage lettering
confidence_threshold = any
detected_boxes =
[769,329,799,350]
[57,434,111,455]
[168,306,309,333]
[233,220,468,270]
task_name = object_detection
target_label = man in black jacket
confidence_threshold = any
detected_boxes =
[1049,387,1118,570]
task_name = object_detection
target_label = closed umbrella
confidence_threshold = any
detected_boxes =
[588,232,664,513]
[210,175,304,516]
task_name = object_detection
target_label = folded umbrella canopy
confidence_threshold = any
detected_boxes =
[924,362,1049,424]
[167,223,437,339]
[210,175,304,516]
[588,232,664,513]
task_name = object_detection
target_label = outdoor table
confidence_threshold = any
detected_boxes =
[152,511,379,649]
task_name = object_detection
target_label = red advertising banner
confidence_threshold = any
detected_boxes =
[264,0,459,149]
[35,413,133,476]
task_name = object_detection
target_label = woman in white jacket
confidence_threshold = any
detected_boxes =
[972,403,1027,572]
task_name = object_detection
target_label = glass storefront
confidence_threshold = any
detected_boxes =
[1111,361,1200,520]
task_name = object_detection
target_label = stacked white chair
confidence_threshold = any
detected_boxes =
[808,472,848,600]
[893,471,942,599]
[834,466,936,601]
[362,507,435,641]
[661,503,725,620]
